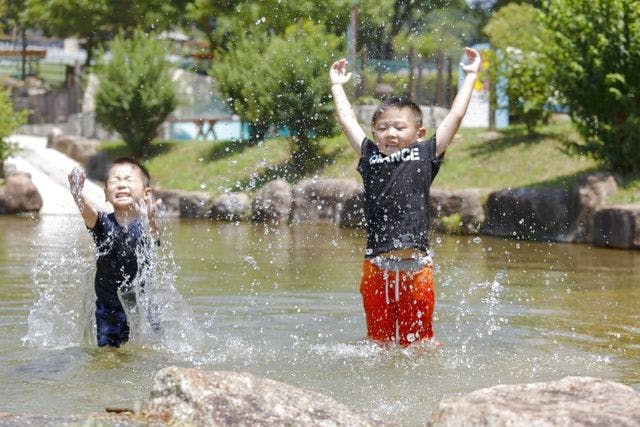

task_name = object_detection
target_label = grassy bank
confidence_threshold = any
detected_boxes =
[100,118,639,204]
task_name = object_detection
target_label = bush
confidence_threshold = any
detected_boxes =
[213,21,342,172]
[542,0,640,173]
[0,88,27,163]
[94,30,176,158]
[484,3,553,135]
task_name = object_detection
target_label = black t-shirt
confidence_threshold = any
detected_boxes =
[89,212,150,308]
[357,136,443,258]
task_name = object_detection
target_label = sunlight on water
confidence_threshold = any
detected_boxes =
[1,217,638,424]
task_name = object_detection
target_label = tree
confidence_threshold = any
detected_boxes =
[484,3,553,134]
[542,0,640,173]
[358,0,468,59]
[94,30,176,158]
[184,0,349,57]
[212,21,341,172]
[26,0,188,68]
[0,88,27,163]
[394,7,479,104]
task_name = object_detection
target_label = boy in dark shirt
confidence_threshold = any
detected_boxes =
[329,48,481,347]
[68,157,159,347]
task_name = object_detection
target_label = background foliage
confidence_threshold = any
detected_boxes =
[0,88,27,162]
[94,30,177,158]
[542,0,640,173]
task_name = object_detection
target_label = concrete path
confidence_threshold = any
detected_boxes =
[6,134,111,215]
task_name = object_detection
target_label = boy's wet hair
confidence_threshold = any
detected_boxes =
[371,97,423,127]
[106,157,151,187]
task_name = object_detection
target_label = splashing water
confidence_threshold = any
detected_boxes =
[23,235,95,349]
[24,214,202,355]
[119,218,203,354]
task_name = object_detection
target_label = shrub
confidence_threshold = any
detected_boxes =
[213,21,342,173]
[542,0,640,173]
[0,88,27,163]
[94,30,176,158]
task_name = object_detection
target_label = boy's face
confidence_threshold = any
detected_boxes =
[372,107,426,155]
[104,163,150,211]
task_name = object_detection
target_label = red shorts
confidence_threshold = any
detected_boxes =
[360,258,435,347]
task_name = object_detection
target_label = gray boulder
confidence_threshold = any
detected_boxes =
[180,191,213,219]
[0,171,43,214]
[210,192,250,221]
[428,376,640,427]
[567,173,619,242]
[153,188,189,217]
[592,204,640,249]
[482,188,571,241]
[251,179,292,223]
[146,366,379,426]
[336,188,365,228]
[47,133,101,165]
[430,189,485,234]
[292,178,362,224]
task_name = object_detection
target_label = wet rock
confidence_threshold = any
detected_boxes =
[337,188,365,228]
[292,178,362,224]
[251,179,292,223]
[210,192,250,221]
[0,171,43,214]
[482,188,571,241]
[179,191,213,219]
[430,189,485,234]
[153,189,189,217]
[47,133,101,165]
[567,172,619,243]
[85,151,110,182]
[428,376,640,427]
[146,366,379,426]
[592,204,640,249]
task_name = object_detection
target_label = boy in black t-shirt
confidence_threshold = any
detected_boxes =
[68,158,159,347]
[329,48,481,347]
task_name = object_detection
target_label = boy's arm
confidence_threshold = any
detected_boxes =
[68,167,98,229]
[435,48,482,157]
[330,59,366,152]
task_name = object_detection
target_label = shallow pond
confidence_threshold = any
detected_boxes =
[1,214,638,425]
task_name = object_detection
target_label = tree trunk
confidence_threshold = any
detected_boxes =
[409,46,418,102]
[435,51,445,107]
[20,28,27,80]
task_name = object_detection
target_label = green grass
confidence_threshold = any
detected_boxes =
[99,118,640,204]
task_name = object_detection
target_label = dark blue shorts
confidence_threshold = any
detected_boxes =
[95,300,129,347]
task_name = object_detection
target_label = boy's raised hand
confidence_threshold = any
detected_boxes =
[460,47,481,75]
[330,58,352,85]
[68,167,85,198]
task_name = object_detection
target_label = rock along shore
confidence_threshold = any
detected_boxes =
[1,368,639,426]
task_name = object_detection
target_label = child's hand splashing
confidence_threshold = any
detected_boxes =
[68,167,85,199]
[135,193,163,235]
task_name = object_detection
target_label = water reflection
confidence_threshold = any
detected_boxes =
[0,215,638,424]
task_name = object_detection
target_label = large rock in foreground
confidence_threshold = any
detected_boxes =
[147,366,379,426]
[428,376,640,427]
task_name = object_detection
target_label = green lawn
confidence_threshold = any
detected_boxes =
[99,118,639,204]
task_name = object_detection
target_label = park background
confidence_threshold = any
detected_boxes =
[0,0,639,425]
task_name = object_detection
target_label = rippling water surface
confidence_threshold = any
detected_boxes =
[1,215,638,425]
